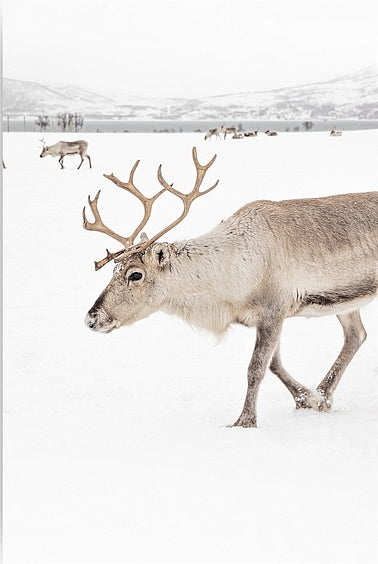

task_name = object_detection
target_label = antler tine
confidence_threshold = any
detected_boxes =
[157,147,218,201]
[103,163,167,244]
[94,248,125,271]
[83,190,132,248]
[103,160,144,200]
[191,147,219,194]
[134,146,219,250]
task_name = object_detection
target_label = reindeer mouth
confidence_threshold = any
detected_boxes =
[85,312,118,333]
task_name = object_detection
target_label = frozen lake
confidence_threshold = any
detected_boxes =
[3,117,378,133]
[3,129,378,563]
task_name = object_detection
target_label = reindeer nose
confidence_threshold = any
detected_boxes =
[85,311,99,330]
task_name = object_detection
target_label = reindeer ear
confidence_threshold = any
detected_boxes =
[140,232,149,242]
[153,243,171,269]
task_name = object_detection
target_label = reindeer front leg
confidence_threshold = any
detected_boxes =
[59,156,64,169]
[234,317,283,428]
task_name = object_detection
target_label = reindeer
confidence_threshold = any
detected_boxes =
[220,125,238,139]
[265,130,278,136]
[330,130,342,137]
[83,147,378,428]
[204,128,221,141]
[244,131,258,137]
[40,139,91,169]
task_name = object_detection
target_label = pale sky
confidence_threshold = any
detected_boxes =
[3,0,378,99]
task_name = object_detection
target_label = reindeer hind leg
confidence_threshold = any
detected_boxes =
[269,341,319,409]
[315,310,367,411]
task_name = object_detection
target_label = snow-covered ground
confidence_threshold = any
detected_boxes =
[3,130,378,564]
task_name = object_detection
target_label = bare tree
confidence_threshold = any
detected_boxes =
[35,115,50,132]
[56,113,84,132]
[302,121,314,132]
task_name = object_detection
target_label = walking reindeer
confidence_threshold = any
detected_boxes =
[83,147,378,427]
[40,139,91,169]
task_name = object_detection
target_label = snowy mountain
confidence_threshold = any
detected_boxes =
[3,66,378,119]
[3,78,117,116]
[185,66,378,121]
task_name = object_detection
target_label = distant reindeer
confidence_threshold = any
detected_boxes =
[220,125,238,139]
[83,147,378,428]
[40,139,92,169]
[204,128,221,141]
[265,130,278,136]
[232,132,244,139]
[330,130,342,137]
[244,131,258,137]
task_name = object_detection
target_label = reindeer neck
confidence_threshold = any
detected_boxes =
[160,227,255,335]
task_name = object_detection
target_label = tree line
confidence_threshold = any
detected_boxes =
[35,113,84,132]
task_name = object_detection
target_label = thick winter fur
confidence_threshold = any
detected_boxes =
[40,140,91,169]
[86,191,378,427]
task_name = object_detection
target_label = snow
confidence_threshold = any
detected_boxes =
[3,130,378,564]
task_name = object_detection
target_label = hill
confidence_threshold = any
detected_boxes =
[3,66,377,119]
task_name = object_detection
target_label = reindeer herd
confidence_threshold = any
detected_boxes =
[34,128,343,171]
[205,126,264,140]
[3,125,344,171]
[204,126,344,140]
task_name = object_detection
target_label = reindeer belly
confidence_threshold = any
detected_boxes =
[296,280,378,317]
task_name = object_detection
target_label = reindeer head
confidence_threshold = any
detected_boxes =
[39,138,48,158]
[83,147,219,333]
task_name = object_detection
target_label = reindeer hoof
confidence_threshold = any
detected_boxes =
[295,389,333,412]
[232,413,257,428]
[294,390,317,409]
[314,390,333,412]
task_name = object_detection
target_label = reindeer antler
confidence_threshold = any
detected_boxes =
[147,147,219,249]
[83,147,219,270]
[83,159,167,269]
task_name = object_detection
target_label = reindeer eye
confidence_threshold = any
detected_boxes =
[128,271,143,282]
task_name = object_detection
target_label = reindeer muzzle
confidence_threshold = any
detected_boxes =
[85,310,115,333]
